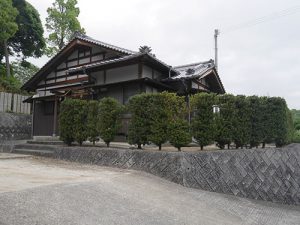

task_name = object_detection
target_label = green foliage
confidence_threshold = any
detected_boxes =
[11,59,39,84]
[45,0,85,56]
[248,96,264,148]
[291,109,300,131]
[266,97,290,147]
[86,100,99,145]
[147,92,186,150]
[127,93,152,149]
[59,98,88,146]
[0,74,22,92]
[98,97,123,147]
[128,92,187,150]
[59,98,76,145]
[169,119,191,151]
[214,94,235,149]
[72,99,88,146]
[0,0,18,42]
[191,93,216,150]
[10,0,45,58]
[232,95,251,148]
[292,130,300,143]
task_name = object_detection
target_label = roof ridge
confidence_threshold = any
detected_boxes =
[174,60,214,69]
[75,33,137,55]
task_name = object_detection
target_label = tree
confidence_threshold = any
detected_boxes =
[191,93,216,150]
[59,98,76,145]
[0,0,18,77]
[169,119,191,151]
[215,94,235,149]
[147,92,182,150]
[127,93,152,149]
[45,0,85,56]
[86,100,99,145]
[9,0,45,58]
[248,96,264,148]
[232,95,251,148]
[11,59,39,84]
[98,98,123,147]
[72,99,88,146]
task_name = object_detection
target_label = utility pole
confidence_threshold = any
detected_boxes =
[214,29,219,71]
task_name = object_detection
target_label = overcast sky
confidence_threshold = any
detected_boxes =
[27,0,300,109]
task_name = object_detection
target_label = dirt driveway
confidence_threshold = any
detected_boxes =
[0,154,300,225]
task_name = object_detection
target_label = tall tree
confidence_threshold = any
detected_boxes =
[45,0,85,56]
[10,0,45,58]
[0,0,18,77]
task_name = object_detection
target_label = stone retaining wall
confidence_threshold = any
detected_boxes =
[0,112,32,141]
[54,144,300,205]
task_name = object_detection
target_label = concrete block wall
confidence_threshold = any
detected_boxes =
[54,144,300,205]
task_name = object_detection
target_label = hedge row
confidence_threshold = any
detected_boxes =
[191,93,294,149]
[59,97,123,146]
[59,92,293,150]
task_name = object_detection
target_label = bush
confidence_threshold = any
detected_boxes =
[169,119,191,151]
[248,96,264,148]
[59,98,76,145]
[128,92,187,150]
[72,99,88,146]
[292,130,300,143]
[147,92,186,150]
[191,93,216,150]
[98,97,123,147]
[266,97,290,147]
[232,95,251,148]
[127,93,153,149]
[86,100,99,145]
[215,94,235,149]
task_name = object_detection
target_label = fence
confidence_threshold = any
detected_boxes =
[0,92,31,114]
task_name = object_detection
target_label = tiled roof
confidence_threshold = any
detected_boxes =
[171,60,215,80]
[75,33,136,55]
[68,54,141,73]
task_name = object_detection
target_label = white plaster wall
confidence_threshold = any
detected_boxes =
[106,65,138,84]
[143,66,152,78]
[91,71,105,85]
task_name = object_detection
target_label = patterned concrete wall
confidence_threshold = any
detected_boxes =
[54,144,300,205]
[0,112,32,141]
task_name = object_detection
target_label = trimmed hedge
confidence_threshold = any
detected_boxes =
[59,92,293,150]
[128,92,189,150]
[98,97,123,147]
[59,97,123,146]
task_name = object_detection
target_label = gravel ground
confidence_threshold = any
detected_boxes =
[0,155,299,225]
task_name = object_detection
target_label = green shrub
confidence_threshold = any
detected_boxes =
[232,95,251,148]
[59,98,76,145]
[128,92,187,150]
[73,99,88,146]
[191,93,216,150]
[86,100,99,145]
[147,92,186,150]
[248,96,264,148]
[169,119,191,151]
[98,97,123,147]
[127,93,153,149]
[59,98,88,146]
[266,97,290,147]
[292,130,300,143]
[215,94,235,149]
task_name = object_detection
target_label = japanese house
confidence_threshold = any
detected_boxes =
[22,33,225,138]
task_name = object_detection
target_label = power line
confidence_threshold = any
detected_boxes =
[221,4,300,34]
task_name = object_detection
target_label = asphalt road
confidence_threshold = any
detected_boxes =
[0,155,300,225]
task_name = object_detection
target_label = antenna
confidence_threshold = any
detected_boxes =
[214,29,220,71]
